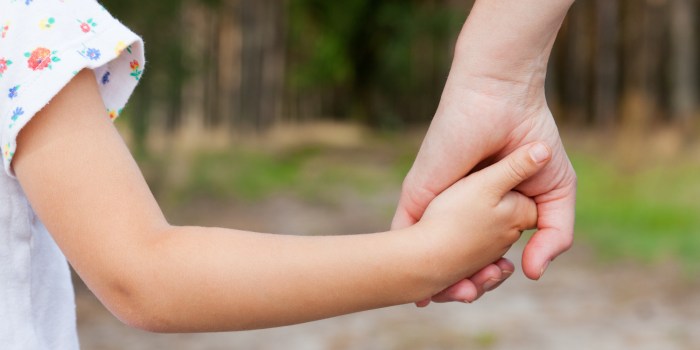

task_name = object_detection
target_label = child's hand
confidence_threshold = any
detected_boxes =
[413,142,550,302]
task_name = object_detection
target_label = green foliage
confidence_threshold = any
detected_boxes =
[99,0,698,140]
[572,153,700,270]
[288,0,464,125]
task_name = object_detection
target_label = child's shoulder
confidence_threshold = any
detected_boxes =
[0,0,144,177]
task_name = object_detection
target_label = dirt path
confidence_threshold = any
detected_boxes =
[75,193,700,350]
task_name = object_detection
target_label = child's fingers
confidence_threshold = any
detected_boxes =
[473,142,551,198]
[501,191,539,230]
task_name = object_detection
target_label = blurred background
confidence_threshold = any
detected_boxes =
[77,0,700,349]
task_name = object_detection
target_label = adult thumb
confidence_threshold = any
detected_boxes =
[475,142,551,196]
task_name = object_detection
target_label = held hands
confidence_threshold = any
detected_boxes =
[413,143,550,303]
[395,79,576,305]
[394,3,577,304]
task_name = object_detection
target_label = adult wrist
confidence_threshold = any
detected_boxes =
[451,0,573,90]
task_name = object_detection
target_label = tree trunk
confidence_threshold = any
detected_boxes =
[217,0,243,131]
[669,0,698,126]
[240,0,286,131]
[240,0,263,129]
[179,0,208,135]
[204,9,221,127]
[593,0,619,127]
[563,0,592,125]
[260,0,286,128]
[621,0,654,129]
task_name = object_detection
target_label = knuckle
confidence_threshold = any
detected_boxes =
[525,200,539,227]
[504,229,521,243]
[528,208,539,229]
[505,157,529,183]
[502,193,538,230]
[497,192,517,212]
[400,172,417,195]
[570,172,578,188]
[564,162,578,189]
[400,174,440,216]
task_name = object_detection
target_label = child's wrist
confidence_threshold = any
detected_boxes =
[402,221,472,294]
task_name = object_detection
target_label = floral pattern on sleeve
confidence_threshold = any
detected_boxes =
[25,47,60,70]
[0,57,12,77]
[0,0,145,176]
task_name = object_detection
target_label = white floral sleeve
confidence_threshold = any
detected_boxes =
[0,0,145,176]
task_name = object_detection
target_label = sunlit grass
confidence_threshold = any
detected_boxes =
[572,152,700,270]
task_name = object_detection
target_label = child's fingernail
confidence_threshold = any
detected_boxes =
[539,260,550,278]
[483,278,501,292]
[529,143,550,164]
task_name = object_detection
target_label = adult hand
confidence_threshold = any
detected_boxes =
[393,0,577,305]
[416,257,515,306]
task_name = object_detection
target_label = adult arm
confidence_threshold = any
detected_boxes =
[394,0,577,301]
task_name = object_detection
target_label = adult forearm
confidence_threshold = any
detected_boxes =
[453,0,574,89]
[121,225,440,332]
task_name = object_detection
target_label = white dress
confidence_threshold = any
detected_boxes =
[0,1,144,348]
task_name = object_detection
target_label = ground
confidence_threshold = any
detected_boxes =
[76,195,700,350]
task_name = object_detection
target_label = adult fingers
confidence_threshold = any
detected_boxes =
[521,182,576,279]
[415,298,432,308]
[429,279,478,304]
[392,205,418,230]
[391,121,495,230]
[472,142,551,198]
[430,258,515,303]
[466,258,514,295]
[481,258,516,292]
[391,177,440,230]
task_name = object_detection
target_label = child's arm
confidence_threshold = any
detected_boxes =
[13,70,548,333]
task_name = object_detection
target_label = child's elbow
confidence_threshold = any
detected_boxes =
[120,311,174,333]
[104,283,175,333]
[96,231,180,332]
[91,256,177,332]
[112,305,161,333]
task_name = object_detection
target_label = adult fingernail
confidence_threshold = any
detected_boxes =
[502,270,514,279]
[483,278,501,292]
[540,260,550,279]
[529,143,550,164]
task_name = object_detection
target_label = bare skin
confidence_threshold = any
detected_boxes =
[394,0,577,306]
[13,70,550,332]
